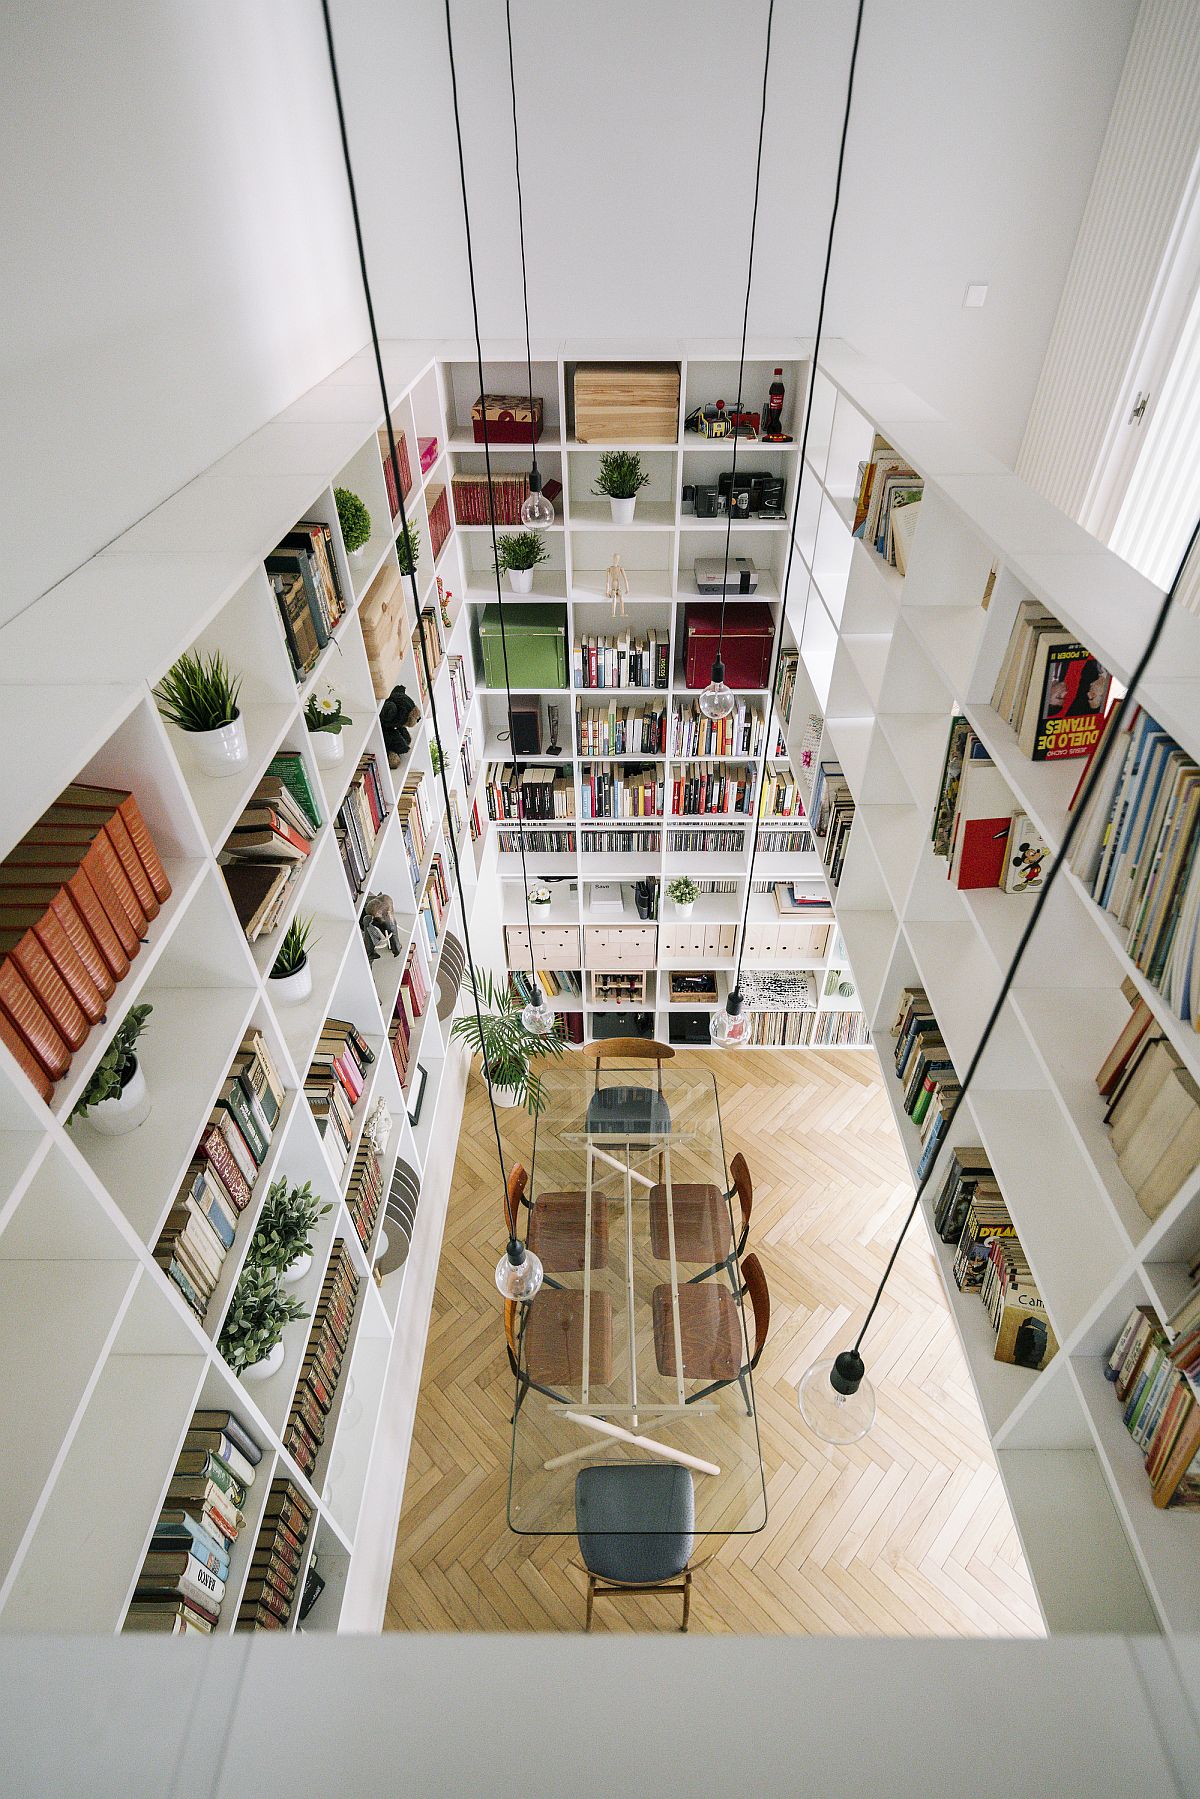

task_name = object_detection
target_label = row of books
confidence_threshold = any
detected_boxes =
[418,855,450,954]
[992,599,1111,764]
[577,703,668,757]
[774,648,798,725]
[931,717,1048,892]
[427,484,452,563]
[123,1407,263,1635]
[397,771,433,887]
[498,828,578,854]
[389,948,430,1087]
[852,436,923,573]
[154,1029,285,1323]
[758,768,805,819]
[460,727,478,797]
[1096,979,1200,1222]
[811,759,853,887]
[671,700,763,759]
[346,1140,385,1250]
[746,1009,868,1047]
[1071,707,1200,1028]
[451,471,534,526]
[447,653,472,732]
[221,755,323,938]
[380,428,414,519]
[891,987,960,1182]
[238,1478,314,1631]
[664,827,743,853]
[508,968,582,1002]
[485,765,576,821]
[559,1011,586,1045]
[284,1241,360,1479]
[1106,1296,1200,1509]
[581,766,663,820]
[759,827,816,855]
[266,520,348,682]
[306,1018,375,1178]
[670,766,755,817]
[573,632,670,691]
[413,605,444,706]
[933,1148,1058,1369]
[335,754,388,898]
[0,780,172,1102]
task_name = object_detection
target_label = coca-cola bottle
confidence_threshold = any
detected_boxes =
[763,368,785,437]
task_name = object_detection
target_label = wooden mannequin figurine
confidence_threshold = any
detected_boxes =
[606,552,630,618]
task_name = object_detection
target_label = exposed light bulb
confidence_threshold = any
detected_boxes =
[521,992,557,1037]
[698,654,736,721]
[520,463,556,527]
[710,986,751,1048]
[797,1350,877,1443]
[495,1236,544,1302]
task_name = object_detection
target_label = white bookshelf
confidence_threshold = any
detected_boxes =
[797,339,1200,1639]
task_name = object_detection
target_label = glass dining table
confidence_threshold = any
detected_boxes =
[507,1062,768,1536]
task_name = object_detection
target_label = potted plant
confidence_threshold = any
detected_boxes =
[71,1003,153,1136]
[154,649,247,777]
[250,1177,332,1285]
[494,530,548,595]
[397,521,422,578]
[592,450,650,524]
[218,1260,308,1382]
[449,969,567,1110]
[269,914,317,1005]
[528,884,553,914]
[667,875,699,920]
[305,685,353,768]
[429,741,442,776]
[335,486,372,562]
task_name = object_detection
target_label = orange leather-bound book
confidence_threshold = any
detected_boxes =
[0,958,71,1082]
[0,913,106,1027]
[15,827,151,936]
[39,801,162,920]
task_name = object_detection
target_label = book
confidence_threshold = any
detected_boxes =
[947,747,1014,889]
[1018,634,1112,762]
[266,751,323,833]
[1000,814,1048,893]
[181,1430,258,1487]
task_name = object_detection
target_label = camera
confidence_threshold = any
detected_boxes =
[693,484,728,518]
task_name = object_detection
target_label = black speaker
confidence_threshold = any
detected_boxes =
[509,700,541,756]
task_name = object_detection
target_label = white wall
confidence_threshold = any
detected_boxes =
[337,0,1137,465]
[0,1,367,626]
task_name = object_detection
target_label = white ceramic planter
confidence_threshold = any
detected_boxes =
[349,545,367,564]
[242,1340,285,1383]
[270,958,312,1005]
[491,1080,522,1108]
[191,713,249,778]
[86,1058,152,1136]
[508,568,535,594]
[309,729,344,768]
[281,1249,312,1285]
[529,900,553,917]
[671,899,695,920]
[609,496,636,525]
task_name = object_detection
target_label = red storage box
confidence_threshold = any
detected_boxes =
[683,602,775,690]
[472,393,543,445]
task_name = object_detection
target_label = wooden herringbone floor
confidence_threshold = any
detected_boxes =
[385,1049,1043,1636]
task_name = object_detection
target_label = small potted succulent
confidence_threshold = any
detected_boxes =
[71,1003,153,1136]
[305,685,353,768]
[335,486,372,562]
[269,914,317,1005]
[592,450,650,524]
[449,969,567,1110]
[396,520,422,578]
[249,1177,332,1285]
[154,649,247,777]
[219,1260,308,1382]
[528,884,553,914]
[667,875,699,920]
[494,530,549,595]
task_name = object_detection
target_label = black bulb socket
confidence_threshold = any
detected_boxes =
[830,1349,866,1396]
[710,655,726,685]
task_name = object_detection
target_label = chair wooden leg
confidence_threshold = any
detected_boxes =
[681,1569,692,1632]
[585,1574,595,1632]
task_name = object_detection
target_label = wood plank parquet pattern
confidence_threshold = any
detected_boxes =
[385,1049,1043,1637]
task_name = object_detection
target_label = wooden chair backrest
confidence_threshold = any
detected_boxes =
[505,1163,528,1237]
[579,1038,675,1063]
[741,1253,770,1368]
[504,1299,521,1370]
[730,1152,753,1233]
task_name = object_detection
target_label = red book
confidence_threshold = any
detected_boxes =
[0,918,105,1029]
[0,959,70,1081]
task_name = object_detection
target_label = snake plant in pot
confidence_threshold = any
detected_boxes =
[449,969,567,1110]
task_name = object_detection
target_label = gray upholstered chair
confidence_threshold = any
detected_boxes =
[574,1462,696,1631]
[579,1037,674,1140]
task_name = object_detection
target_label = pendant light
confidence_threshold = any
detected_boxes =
[797,1351,875,1443]
[495,1234,545,1301]
[520,463,555,529]
[709,984,751,1048]
[520,990,557,1037]
[698,656,735,721]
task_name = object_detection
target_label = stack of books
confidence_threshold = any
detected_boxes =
[671,699,763,758]
[397,772,432,885]
[124,1408,262,1635]
[379,429,413,518]
[1095,980,1200,1221]
[934,1149,1058,1369]
[153,1030,285,1322]
[580,765,662,820]
[412,606,444,705]
[419,855,450,953]
[577,702,667,757]
[1106,1298,1200,1508]
[931,717,1023,890]
[426,484,452,562]
[284,1241,359,1478]
[509,968,581,1003]
[485,765,576,821]
[0,780,172,1102]
[346,1141,385,1249]
[306,1018,374,1176]
[991,599,1112,762]
[1071,707,1200,1028]
[221,763,321,938]
[459,728,477,795]
[774,649,798,725]
[852,436,923,571]
[266,521,348,682]
[448,653,472,731]
[573,632,669,690]
[891,987,960,1180]
[811,760,853,886]
[335,754,388,897]
[389,947,430,1086]
[236,1477,313,1631]
[451,471,530,525]
[670,765,754,817]
[758,768,804,818]
[770,881,829,913]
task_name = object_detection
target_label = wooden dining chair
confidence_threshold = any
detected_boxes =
[504,1290,615,1417]
[651,1252,770,1415]
[648,1151,753,1283]
[573,1463,697,1632]
[503,1163,609,1284]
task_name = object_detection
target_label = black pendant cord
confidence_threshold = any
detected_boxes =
[319,0,514,1222]
[731,0,866,1007]
[714,0,774,675]
[850,511,1200,1364]
[506,0,539,500]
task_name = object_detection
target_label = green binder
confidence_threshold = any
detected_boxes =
[479,604,567,689]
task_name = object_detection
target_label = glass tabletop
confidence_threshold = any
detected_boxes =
[507,1064,768,1536]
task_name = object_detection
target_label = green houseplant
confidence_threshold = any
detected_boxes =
[71,1003,153,1135]
[304,685,353,768]
[494,530,549,594]
[218,1260,308,1381]
[667,875,699,919]
[593,450,650,524]
[449,969,567,1111]
[270,914,317,1006]
[397,520,422,578]
[250,1177,332,1285]
[154,650,248,777]
[335,485,372,558]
